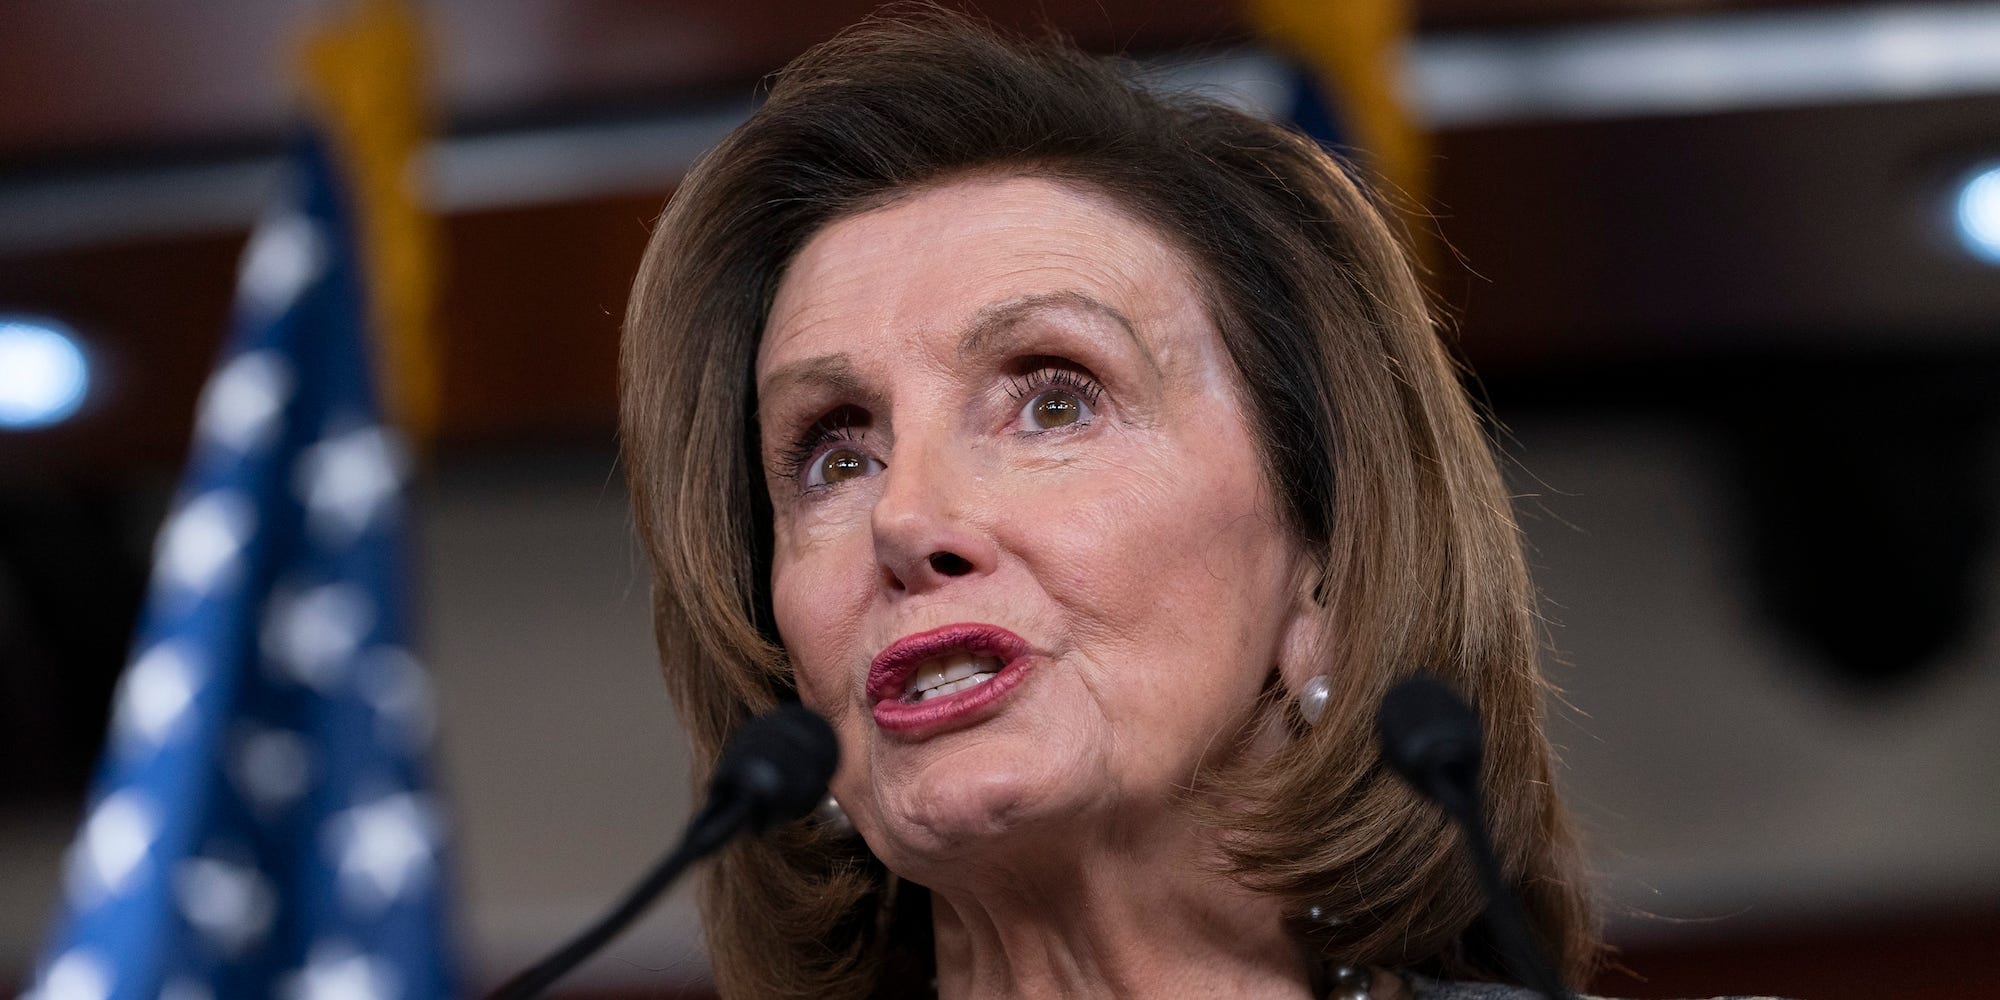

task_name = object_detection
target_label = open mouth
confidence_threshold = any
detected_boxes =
[900,653,1005,703]
[868,624,1033,736]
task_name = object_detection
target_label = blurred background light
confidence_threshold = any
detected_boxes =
[0,316,90,429]
[1956,162,2000,264]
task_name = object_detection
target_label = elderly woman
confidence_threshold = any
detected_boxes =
[619,12,1602,1000]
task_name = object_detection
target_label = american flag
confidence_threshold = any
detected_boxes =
[23,135,457,1000]
[1252,0,1426,202]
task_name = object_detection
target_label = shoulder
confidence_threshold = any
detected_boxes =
[1405,973,1789,1000]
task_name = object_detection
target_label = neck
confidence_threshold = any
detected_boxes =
[922,819,1317,1000]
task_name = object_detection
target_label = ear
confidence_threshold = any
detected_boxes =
[1275,561,1329,696]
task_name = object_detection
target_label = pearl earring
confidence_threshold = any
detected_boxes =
[814,794,853,834]
[1299,675,1331,725]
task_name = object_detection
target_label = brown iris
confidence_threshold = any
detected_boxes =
[819,448,869,484]
[1030,392,1082,429]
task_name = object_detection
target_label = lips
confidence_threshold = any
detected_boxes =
[868,623,1034,736]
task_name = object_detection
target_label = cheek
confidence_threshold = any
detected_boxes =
[1010,422,1291,667]
[1062,423,1275,565]
[770,536,874,729]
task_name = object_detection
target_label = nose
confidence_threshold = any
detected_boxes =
[871,440,995,594]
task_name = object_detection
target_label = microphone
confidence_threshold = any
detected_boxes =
[1375,677,1569,1000]
[708,700,843,834]
[488,703,839,999]
[1376,677,1484,820]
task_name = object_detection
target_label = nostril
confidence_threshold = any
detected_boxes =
[927,551,973,577]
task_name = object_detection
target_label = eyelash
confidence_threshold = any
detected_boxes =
[774,408,863,486]
[1006,365,1105,409]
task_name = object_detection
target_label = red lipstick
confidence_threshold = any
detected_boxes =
[868,623,1034,737]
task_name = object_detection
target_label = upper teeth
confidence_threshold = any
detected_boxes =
[905,653,1003,702]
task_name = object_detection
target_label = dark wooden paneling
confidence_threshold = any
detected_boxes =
[0,3,297,160]
[433,190,665,447]
[0,232,239,484]
[8,0,1928,166]
[1429,94,2000,373]
[0,0,1248,166]
[1598,905,2000,1000]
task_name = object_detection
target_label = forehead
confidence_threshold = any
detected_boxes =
[757,174,1205,375]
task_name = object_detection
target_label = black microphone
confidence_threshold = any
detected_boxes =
[487,703,839,999]
[1377,677,1485,820]
[1375,677,1570,1000]
[708,701,843,835]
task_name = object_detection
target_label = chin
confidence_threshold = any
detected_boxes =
[867,744,1103,876]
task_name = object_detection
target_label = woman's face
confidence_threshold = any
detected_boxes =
[756,175,1308,878]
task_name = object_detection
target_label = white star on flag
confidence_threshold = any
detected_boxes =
[152,491,256,600]
[283,941,401,1000]
[111,642,202,752]
[262,582,375,691]
[295,423,408,548]
[24,948,112,1000]
[324,793,440,914]
[64,792,156,907]
[173,853,277,955]
[195,350,295,454]
[227,724,314,814]
[237,211,327,317]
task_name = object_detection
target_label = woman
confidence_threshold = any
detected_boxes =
[620,11,1599,999]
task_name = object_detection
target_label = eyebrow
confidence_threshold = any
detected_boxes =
[756,290,1157,417]
[756,352,862,418]
[959,290,1157,374]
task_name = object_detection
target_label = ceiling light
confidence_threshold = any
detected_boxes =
[0,316,90,429]
[1954,162,2000,265]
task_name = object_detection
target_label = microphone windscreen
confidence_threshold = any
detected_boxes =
[1374,676,1483,798]
[711,703,840,831]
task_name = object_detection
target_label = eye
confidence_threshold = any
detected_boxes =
[1024,390,1086,429]
[808,445,881,489]
[1009,366,1103,432]
[774,406,883,493]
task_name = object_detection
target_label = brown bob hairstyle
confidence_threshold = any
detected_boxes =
[620,9,1598,999]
